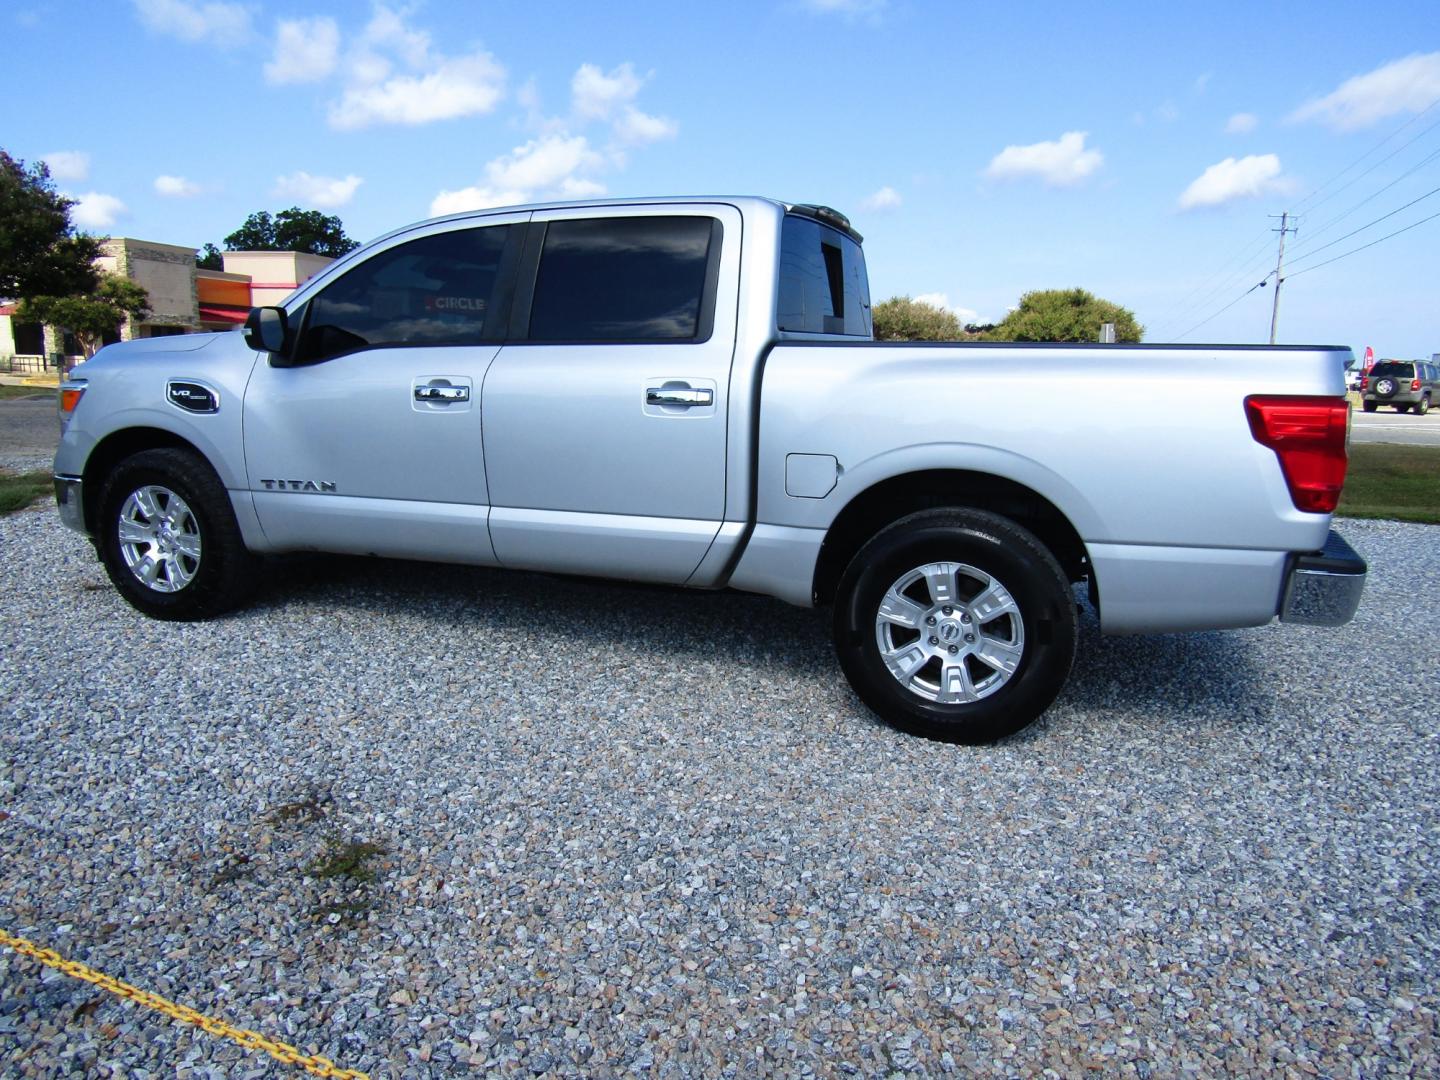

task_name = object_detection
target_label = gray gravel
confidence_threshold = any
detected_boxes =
[1,491,1437,1077]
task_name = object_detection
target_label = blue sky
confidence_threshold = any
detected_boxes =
[9,0,1439,356]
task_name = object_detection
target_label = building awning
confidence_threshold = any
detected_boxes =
[199,305,250,325]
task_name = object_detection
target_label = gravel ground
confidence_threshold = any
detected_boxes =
[1,489,1436,1078]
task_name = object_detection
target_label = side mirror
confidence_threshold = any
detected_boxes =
[243,307,290,357]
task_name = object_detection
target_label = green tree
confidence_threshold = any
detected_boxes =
[0,149,101,301]
[872,296,966,341]
[984,288,1143,342]
[18,276,151,358]
[218,207,360,259]
[196,242,224,271]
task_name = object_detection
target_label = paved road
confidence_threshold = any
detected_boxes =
[0,398,58,465]
[1350,407,1440,446]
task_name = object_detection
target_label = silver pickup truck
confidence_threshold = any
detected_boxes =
[54,196,1366,742]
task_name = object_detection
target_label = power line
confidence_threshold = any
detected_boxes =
[1149,230,1275,339]
[1286,209,1440,280]
[1285,136,1440,257]
[1286,183,1440,269]
[1288,92,1440,216]
[1172,276,1271,341]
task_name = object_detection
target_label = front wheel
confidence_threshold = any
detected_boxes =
[833,509,1077,743]
[98,448,259,620]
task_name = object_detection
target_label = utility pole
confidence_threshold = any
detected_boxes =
[1268,212,1298,344]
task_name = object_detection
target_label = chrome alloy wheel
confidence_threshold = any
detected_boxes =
[117,485,201,593]
[874,561,1026,704]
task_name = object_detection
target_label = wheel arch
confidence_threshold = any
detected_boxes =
[812,469,1091,607]
[81,427,214,534]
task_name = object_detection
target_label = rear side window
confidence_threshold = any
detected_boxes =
[528,216,718,342]
[296,225,515,363]
[777,216,871,336]
[1370,361,1414,378]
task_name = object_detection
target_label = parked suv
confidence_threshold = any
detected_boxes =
[1362,359,1437,414]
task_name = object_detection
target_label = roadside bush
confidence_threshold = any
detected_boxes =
[872,296,965,341]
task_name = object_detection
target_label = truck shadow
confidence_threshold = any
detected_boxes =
[256,555,1273,728]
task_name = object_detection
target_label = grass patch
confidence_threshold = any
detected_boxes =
[0,385,53,400]
[0,471,52,515]
[307,836,386,883]
[1338,444,1440,524]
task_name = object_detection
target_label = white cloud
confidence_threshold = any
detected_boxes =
[70,192,128,229]
[42,151,89,182]
[1290,52,1440,131]
[572,62,645,120]
[486,134,603,192]
[154,175,202,197]
[265,16,340,85]
[429,134,611,217]
[613,106,678,145]
[132,0,250,46]
[1225,112,1259,135]
[323,5,503,129]
[860,186,902,211]
[329,53,506,129]
[272,171,363,209]
[984,131,1103,187]
[1192,72,1212,95]
[1178,154,1290,210]
[913,293,983,325]
[430,186,529,216]
[559,177,607,199]
[803,0,888,17]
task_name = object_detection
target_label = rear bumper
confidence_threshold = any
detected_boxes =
[1279,529,1366,626]
[54,474,87,535]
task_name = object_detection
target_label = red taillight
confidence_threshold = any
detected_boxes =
[1244,395,1350,514]
[1360,377,1369,390]
[1411,378,1422,391]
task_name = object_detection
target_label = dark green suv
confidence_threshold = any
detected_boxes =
[1362,359,1437,415]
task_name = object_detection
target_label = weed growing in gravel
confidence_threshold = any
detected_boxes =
[307,836,386,883]
[267,794,329,824]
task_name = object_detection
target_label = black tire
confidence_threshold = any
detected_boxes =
[1416,396,1430,416]
[1362,401,1378,413]
[1397,404,1411,413]
[98,448,259,620]
[833,508,1077,744]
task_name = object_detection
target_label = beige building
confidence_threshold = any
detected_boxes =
[1,242,334,369]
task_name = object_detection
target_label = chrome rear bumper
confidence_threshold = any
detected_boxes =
[1280,529,1366,626]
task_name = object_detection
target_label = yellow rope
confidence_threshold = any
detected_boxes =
[0,927,368,1079]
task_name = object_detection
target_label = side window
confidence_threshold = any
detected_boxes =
[296,225,515,363]
[777,216,871,336]
[527,216,717,342]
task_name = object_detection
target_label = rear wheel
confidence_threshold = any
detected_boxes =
[833,508,1077,744]
[98,448,259,620]
[1398,404,1411,413]
[1416,396,1430,416]
[1362,401,1378,413]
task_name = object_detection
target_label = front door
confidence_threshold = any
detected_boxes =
[481,204,741,583]
[243,213,527,564]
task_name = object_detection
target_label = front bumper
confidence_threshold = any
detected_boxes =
[1279,529,1366,626]
[54,474,87,535]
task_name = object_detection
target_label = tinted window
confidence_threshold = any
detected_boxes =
[777,216,871,336]
[297,225,513,363]
[528,217,716,342]
[1370,361,1414,378]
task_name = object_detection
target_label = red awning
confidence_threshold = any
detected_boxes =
[199,305,250,325]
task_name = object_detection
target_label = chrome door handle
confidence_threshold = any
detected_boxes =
[415,384,469,402]
[646,387,713,407]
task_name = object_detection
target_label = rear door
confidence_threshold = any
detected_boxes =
[481,204,741,582]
